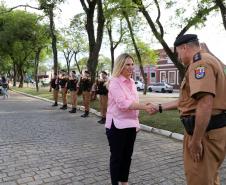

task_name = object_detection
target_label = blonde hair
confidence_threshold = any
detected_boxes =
[112,53,134,77]
[105,53,134,89]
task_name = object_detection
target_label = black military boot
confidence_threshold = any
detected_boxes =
[69,108,77,113]
[98,117,106,124]
[81,111,89,118]
[52,102,58,107]
[60,104,67,110]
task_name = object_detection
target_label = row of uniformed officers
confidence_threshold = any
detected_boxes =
[49,70,108,123]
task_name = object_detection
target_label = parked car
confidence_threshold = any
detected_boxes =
[135,80,144,91]
[148,82,173,93]
[40,78,50,87]
[24,79,35,84]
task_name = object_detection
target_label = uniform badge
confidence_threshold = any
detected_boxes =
[195,66,205,79]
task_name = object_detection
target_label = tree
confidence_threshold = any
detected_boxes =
[215,0,226,30]
[201,0,226,30]
[0,8,51,88]
[130,0,219,80]
[96,55,111,76]
[73,57,89,74]
[1,0,64,76]
[80,0,105,82]
[32,24,51,92]
[104,2,127,72]
[38,0,65,75]
[0,55,12,77]
[59,34,75,75]
[123,10,150,94]
[60,13,89,75]
[0,10,40,87]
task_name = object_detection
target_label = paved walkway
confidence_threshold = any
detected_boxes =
[0,92,225,185]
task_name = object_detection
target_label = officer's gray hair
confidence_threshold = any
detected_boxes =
[187,40,200,48]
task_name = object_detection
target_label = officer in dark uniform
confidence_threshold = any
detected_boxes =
[78,71,92,117]
[59,72,68,110]
[49,73,59,106]
[96,71,109,124]
[67,71,78,113]
[150,34,226,185]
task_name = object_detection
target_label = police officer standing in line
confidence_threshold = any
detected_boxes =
[67,71,78,113]
[78,70,92,117]
[49,73,59,106]
[96,71,109,124]
[149,34,226,185]
[59,72,68,110]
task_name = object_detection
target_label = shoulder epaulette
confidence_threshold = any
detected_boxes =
[193,52,201,63]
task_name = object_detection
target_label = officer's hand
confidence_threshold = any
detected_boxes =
[188,139,203,163]
[145,103,158,115]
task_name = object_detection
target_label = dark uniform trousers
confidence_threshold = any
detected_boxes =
[106,122,136,185]
[184,127,226,185]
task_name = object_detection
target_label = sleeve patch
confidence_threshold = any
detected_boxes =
[194,66,205,79]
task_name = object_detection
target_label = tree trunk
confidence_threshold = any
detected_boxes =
[18,65,24,88]
[215,0,226,30]
[107,22,115,73]
[73,51,81,74]
[48,4,58,75]
[13,62,17,87]
[34,48,42,92]
[132,0,185,81]
[123,11,148,95]
[63,50,74,75]
[81,0,105,83]
[110,46,114,73]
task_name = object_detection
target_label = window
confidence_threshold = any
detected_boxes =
[160,71,166,82]
[177,70,180,85]
[168,71,176,84]
[151,73,155,78]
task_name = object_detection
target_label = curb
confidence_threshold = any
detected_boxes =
[11,89,184,141]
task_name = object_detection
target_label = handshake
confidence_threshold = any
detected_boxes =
[144,103,160,115]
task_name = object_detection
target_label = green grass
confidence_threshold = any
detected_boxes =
[11,87,184,134]
[139,110,183,133]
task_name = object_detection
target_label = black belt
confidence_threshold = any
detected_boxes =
[181,112,226,135]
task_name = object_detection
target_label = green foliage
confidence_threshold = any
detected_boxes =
[73,57,88,72]
[0,7,51,78]
[97,55,111,72]
[0,55,12,74]
[127,38,157,65]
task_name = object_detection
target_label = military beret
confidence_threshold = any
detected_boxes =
[174,34,198,47]
[84,70,90,74]
[101,71,107,75]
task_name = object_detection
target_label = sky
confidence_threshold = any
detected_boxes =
[3,0,226,64]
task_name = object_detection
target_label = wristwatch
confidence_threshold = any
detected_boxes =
[159,104,162,113]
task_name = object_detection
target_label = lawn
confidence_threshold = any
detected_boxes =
[11,87,184,134]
